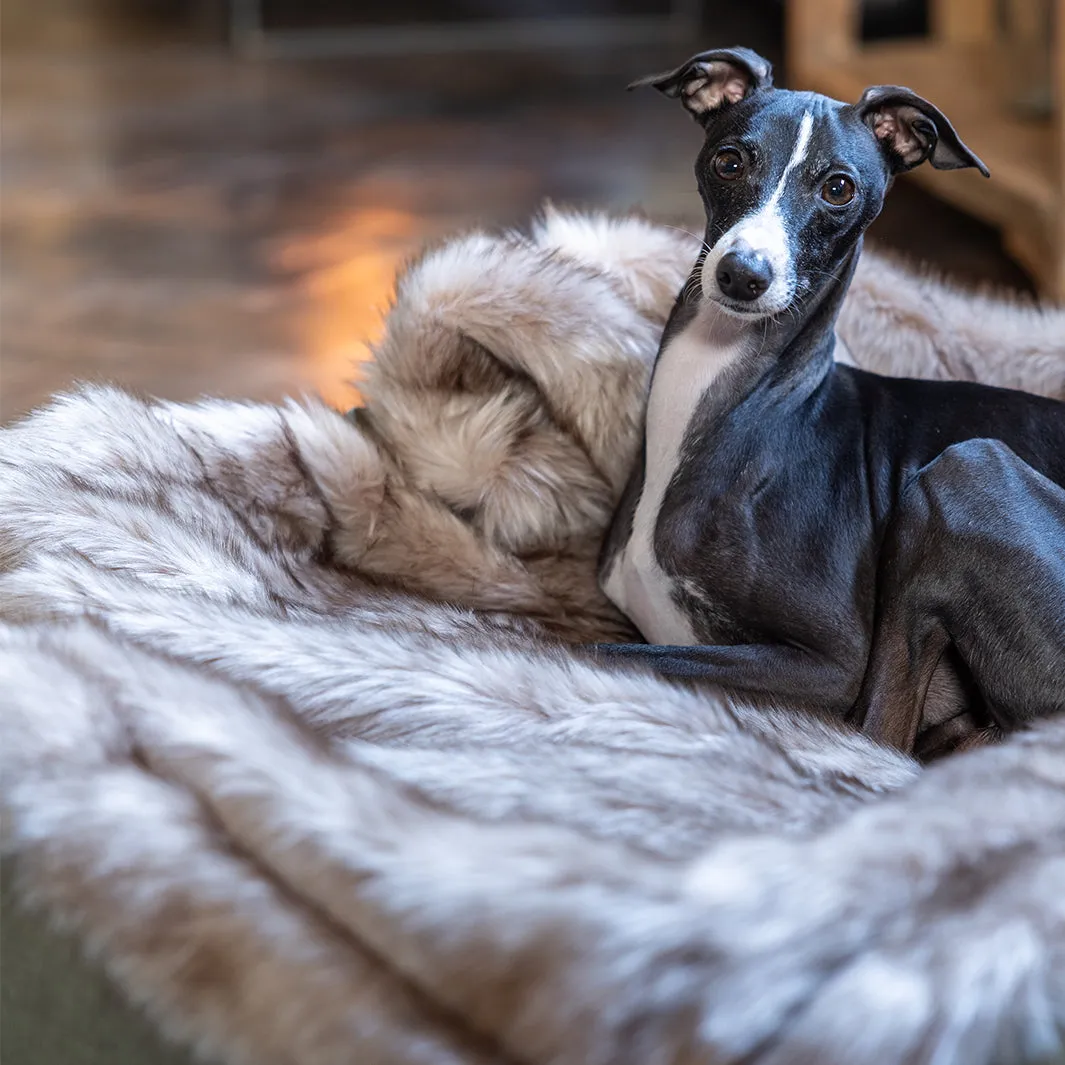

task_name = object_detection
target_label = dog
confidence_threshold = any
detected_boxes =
[595,47,1065,758]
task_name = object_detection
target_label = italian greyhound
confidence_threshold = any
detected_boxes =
[596,47,1065,758]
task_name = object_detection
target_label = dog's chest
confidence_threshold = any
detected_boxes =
[601,315,746,644]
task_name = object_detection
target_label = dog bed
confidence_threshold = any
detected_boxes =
[2,209,1064,1065]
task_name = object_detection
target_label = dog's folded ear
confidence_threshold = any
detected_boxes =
[856,86,990,177]
[629,47,773,124]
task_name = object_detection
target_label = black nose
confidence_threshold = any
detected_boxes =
[716,250,773,302]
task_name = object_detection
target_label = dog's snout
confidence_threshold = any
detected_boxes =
[716,250,773,302]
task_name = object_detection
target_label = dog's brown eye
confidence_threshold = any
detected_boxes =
[713,149,744,180]
[821,174,856,206]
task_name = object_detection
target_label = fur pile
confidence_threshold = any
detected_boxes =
[2,208,1064,1065]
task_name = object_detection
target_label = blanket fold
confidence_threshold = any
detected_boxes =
[2,208,1064,1065]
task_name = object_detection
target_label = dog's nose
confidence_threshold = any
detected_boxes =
[716,250,773,302]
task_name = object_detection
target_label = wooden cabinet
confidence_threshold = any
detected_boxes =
[786,0,1065,301]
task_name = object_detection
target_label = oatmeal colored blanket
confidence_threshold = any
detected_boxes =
[2,209,1064,1065]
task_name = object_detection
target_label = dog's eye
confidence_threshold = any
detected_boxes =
[712,149,744,180]
[821,174,856,206]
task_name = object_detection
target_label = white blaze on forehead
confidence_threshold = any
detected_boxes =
[701,110,814,312]
[768,110,815,210]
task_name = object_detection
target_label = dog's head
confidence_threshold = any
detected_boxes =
[631,48,988,319]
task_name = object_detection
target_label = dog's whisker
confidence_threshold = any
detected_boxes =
[659,223,707,245]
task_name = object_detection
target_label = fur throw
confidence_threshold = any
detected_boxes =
[2,209,1064,1065]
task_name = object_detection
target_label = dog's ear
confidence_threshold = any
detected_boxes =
[628,47,773,124]
[856,86,989,176]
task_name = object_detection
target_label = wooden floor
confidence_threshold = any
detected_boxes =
[0,11,1037,421]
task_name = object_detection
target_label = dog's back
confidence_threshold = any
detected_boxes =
[853,368,1065,479]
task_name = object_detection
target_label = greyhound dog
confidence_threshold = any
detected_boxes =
[596,47,1065,759]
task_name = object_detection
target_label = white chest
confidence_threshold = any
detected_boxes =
[601,310,748,644]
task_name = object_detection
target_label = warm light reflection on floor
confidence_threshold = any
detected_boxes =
[273,206,420,409]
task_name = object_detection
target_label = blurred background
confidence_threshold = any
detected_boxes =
[2,0,1059,419]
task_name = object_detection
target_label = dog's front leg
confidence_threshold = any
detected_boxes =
[852,438,1065,753]
[586,640,857,716]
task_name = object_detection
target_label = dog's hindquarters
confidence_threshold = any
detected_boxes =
[851,438,1065,754]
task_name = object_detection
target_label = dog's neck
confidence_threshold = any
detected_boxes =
[656,240,861,412]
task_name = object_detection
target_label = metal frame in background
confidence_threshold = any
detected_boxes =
[227,0,702,58]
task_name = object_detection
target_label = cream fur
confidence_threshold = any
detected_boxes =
[2,208,1064,1065]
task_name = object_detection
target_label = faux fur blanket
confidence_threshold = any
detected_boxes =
[2,210,1065,1065]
